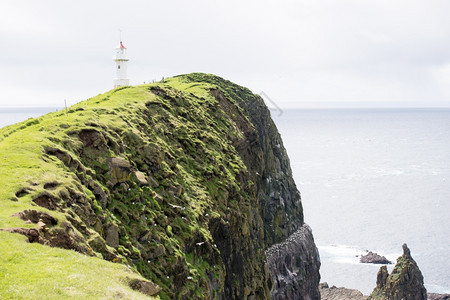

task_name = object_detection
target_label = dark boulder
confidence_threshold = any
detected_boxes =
[319,282,368,300]
[360,251,392,264]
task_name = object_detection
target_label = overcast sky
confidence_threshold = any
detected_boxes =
[1,0,450,108]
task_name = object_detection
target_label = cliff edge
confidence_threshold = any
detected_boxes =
[0,73,320,299]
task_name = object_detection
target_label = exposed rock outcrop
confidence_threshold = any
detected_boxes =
[369,244,427,300]
[266,224,321,299]
[319,282,368,300]
[0,221,92,254]
[11,209,57,227]
[360,251,392,264]
[108,157,132,185]
[0,227,44,243]
[128,278,161,296]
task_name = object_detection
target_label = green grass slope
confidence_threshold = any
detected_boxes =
[0,73,269,299]
[0,231,152,299]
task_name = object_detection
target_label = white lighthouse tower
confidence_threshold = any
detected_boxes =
[113,41,129,88]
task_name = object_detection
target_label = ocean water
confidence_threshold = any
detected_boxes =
[0,107,61,129]
[272,108,450,295]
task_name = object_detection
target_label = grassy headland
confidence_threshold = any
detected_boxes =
[0,73,273,299]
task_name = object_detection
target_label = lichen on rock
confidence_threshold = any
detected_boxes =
[108,157,132,185]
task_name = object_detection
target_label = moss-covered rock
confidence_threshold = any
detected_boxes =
[369,244,427,300]
[0,73,319,299]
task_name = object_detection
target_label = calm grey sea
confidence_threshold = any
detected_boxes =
[2,107,449,295]
[273,108,450,295]
[0,107,61,129]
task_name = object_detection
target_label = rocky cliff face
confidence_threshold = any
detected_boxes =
[0,73,320,299]
[369,244,427,300]
[266,224,321,299]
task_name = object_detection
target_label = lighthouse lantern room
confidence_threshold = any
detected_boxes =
[113,41,129,88]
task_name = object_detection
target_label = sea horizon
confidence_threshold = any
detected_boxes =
[2,105,450,129]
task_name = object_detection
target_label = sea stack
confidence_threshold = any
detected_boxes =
[369,243,427,300]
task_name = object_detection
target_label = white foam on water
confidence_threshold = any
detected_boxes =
[318,244,399,266]
[318,245,362,265]
[425,284,450,294]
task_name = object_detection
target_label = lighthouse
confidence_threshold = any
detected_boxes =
[113,41,129,88]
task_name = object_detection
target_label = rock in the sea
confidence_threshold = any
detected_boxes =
[360,251,392,264]
[320,282,368,300]
[369,243,427,300]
